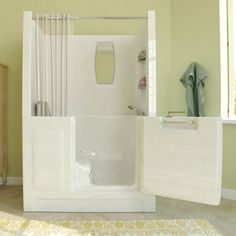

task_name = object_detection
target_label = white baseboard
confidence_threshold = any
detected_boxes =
[222,188,236,201]
[0,177,23,185]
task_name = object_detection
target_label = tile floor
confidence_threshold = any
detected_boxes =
[0,186,235,236]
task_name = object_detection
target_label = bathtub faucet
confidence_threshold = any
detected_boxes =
[128,105,145,116]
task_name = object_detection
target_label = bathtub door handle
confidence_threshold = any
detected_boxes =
[162,120,194,125]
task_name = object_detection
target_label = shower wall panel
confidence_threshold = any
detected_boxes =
[71,35,137,116]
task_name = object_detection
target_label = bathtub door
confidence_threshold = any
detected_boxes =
[141,117,222,205]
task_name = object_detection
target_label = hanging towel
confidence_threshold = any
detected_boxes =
[35,101,52,116]
[180,62,207,117]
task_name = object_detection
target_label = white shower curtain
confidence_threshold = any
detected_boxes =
[35,14,73,116]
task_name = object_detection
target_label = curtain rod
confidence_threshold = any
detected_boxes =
[32,16,147,20]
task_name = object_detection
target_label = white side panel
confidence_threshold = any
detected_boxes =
[32,130,65,190]
[141,117,222,205]
[147,11,157,116]
[22,11,32,117]
[23,117,75,208]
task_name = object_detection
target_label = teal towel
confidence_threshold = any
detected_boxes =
[180,62,207,117]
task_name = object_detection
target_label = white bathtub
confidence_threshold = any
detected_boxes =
[73,115,137,188]
[23,115,223,211]
[23,115,155,212]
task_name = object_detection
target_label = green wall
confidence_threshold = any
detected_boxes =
[170,0,236,190]
[0,0,235,190]
[170,0,220,116]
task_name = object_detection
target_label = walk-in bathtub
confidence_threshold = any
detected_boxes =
[23,115,156,212]
[22,10,157,212]
[22,11,222,212]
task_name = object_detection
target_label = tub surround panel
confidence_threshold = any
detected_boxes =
[72,35,138,116]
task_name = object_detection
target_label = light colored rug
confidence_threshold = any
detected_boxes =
[0,218,221,236]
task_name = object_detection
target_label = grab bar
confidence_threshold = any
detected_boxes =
[162,120,195,125]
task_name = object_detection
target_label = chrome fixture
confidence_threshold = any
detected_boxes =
[162,120,195,125]
[33,16,147,21]
[128,105,145,116]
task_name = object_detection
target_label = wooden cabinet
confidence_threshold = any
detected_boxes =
[0,63,7,184]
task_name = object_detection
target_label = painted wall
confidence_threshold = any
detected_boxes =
[170,0,236,190]
[170,0,220,117]
[222,125,236,189]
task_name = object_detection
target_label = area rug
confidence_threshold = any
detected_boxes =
[0,218,221,236]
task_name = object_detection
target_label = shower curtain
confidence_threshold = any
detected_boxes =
[35,14,73,116]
